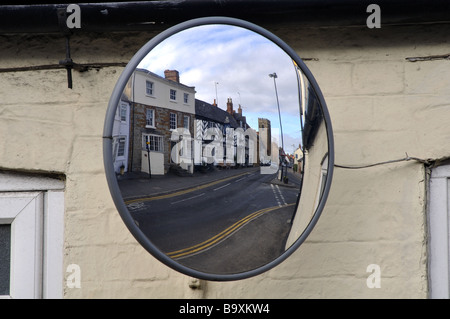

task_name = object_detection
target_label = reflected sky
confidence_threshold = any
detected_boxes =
[138,24,303,153]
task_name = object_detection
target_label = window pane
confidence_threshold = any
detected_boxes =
[146,80,153,95]
[170,113,177,130]
[118,138,125,157]
[170,89,176,100]
[120,104,127,121]
[0,224,11,295]
[143,134,163,152]
[146,109,154,127]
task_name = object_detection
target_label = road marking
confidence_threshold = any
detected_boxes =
[275,185,287,206]
[234,177,247,182]
[166,203,295,259]
[271,184,288,206]
[271,184,282,207]
[213,183,231,191]
[127,201,145,211]
[124,171,252,205]
[170,193,205,205]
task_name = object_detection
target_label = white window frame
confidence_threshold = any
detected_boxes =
[183,115,190,130]
[117,137,126,157]
[120,103,127,122]
[146,108,155,128]
[0,172,64,299]
[184,93,189,104]
[115,101,128,122]
[145,80,154,96]
[170,113,177,130]
[428,164,450,298]
[142,134,164,152]
[170,89,177,101]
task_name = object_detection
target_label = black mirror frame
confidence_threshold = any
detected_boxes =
[103,16,334,281]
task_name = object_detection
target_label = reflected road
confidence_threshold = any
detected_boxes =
[126,167,301,273]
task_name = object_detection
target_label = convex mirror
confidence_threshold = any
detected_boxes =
[103,17,334,281]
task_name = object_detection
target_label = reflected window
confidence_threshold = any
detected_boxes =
[117,138,126,157]
[146,109,155,128]
[170,89,177,101]
[170,113,177,130]
[146,80,154,96]
[184,115,190,130]
[120,104,127,122]
[143,134,164,152]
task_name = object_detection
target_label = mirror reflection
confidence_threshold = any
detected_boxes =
[110,24,329,275]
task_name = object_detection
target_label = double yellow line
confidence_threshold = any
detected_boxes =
[124,171,251,205]
[166,203,295,259]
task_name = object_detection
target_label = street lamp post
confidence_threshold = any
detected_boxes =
[269,72,285,182]
[146,141,151,179]
[214,81,219,106]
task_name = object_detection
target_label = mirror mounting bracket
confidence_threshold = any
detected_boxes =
[57,8,74,89]
[59,36,74,89]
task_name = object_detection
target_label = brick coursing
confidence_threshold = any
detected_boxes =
[129,102,194,173]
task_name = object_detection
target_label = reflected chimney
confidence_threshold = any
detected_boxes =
[164,69,180,83]
[227,97,233,114]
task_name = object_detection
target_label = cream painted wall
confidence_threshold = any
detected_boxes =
[2,21,448,298]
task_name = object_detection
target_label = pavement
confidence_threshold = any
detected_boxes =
[117,165,303,200]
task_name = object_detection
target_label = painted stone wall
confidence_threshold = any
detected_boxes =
[3,21,449,298]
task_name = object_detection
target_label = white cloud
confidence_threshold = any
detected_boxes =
[137,24,310,153]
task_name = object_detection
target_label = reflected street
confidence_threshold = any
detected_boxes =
[119,166,301,274]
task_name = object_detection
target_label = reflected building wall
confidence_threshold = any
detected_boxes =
[285,81,328,248]
[258,118,271,165]
[112,94,131,174]
[293,146,303,173]
[194,98,255,167]
[285,118,328,248]
[127,69,196,175]
[194,98,238,167]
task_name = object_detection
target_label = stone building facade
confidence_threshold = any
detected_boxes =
[127,68,196,175]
